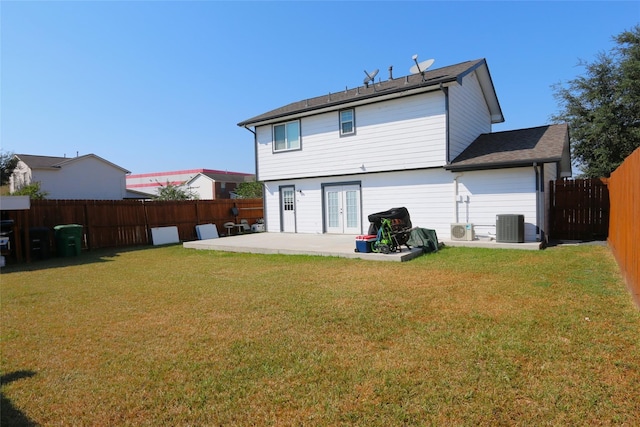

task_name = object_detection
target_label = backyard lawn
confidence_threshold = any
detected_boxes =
[1,243,639,426]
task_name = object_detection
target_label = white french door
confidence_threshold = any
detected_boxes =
[280,186,296,232]
[324,184,361,234]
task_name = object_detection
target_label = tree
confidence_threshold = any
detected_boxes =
[234,181,263,199]
[11,182,48,199]
[153,181,198,201]
[551,25,640,178]
[0,150,18,186]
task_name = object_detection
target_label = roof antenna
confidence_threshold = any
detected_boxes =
[410,54,435,81]
[363,68,379,89]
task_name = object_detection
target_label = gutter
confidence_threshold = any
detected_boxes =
[445,157,562,172]
[440,83,450,164]
[242,125,265,226]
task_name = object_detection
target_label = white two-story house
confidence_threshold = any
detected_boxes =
[237,58,571,242]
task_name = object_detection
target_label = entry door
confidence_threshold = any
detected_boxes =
[280,186,296,232]
[325,185,361,234]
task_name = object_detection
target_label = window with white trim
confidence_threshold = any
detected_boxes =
[273,121,300,152]
[339,109,355,136]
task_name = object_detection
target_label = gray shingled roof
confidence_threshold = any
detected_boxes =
[446,124,570,171]
[16,153,130,173]
[15,154,68,169]
[238,59,502,127]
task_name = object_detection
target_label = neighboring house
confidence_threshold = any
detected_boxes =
[126,169,254,199]
[123,188,153,200]
[237,58,571,242]
[10,154,130,200]
[184,171,254,199]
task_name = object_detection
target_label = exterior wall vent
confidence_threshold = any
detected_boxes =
[496,214,525,243]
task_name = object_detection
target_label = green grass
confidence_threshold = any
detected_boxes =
[1,244,639,425]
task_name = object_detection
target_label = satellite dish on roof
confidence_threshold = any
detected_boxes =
[363,69,379,85]
[409,55,435,75]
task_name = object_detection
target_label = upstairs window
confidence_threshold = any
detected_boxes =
[273,121,300,152]
[340,109,355,136]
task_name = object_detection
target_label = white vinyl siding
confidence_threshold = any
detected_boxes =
[256,92,447,182]
[188,174,215,199]
[28,157,127,200]
[448,71,492,161]
[456,168,538,241]
[262,168,456,239]
[263,167,541,242]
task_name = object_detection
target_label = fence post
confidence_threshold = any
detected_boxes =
[143,200,151,245]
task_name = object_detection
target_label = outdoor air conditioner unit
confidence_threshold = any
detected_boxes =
[496,214,525,243]
[451,223,475,241]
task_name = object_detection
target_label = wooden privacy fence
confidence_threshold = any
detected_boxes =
[549,178,610,241]
[5,198,263,260]
[607,147,640,307]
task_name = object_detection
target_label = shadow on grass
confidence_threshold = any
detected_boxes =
[0,244,180,274]
[545,238,608,248]
[1,370,39,426]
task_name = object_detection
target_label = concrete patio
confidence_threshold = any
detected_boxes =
[183,232,542,262]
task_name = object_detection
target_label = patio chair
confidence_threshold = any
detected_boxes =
[223,222,235,236]
[239,219,251,233]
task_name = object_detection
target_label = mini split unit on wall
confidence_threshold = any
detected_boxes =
[451,223,475,241]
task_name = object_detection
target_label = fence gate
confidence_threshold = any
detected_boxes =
[549,179,609,241]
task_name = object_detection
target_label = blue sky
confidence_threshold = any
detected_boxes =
[2,1,638,175]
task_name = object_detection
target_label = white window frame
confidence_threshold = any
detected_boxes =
[273,120,301,152]
[339,109,355,136]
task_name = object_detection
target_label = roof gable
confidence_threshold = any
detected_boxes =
[186,171,253,185]
[446,124,570,172]
[238,58,504,127]
[127,168,253,179]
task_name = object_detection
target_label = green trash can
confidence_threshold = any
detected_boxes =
[54,224,83,257]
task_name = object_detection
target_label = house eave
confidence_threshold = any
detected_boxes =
[464,59,504,124]
[445,158,562,172]
[238,59,504,128]
[59,154,131,174]
[237,80,457,128]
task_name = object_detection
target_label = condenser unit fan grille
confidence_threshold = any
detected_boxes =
[452,225,466,239]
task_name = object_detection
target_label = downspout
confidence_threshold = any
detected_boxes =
[533,163,542,242]
[440,83,451,164]
[243,125,266,226]
[453,173,464,224]
[243,126,258,179]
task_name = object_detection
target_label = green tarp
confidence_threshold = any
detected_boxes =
[407,228,439,253]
